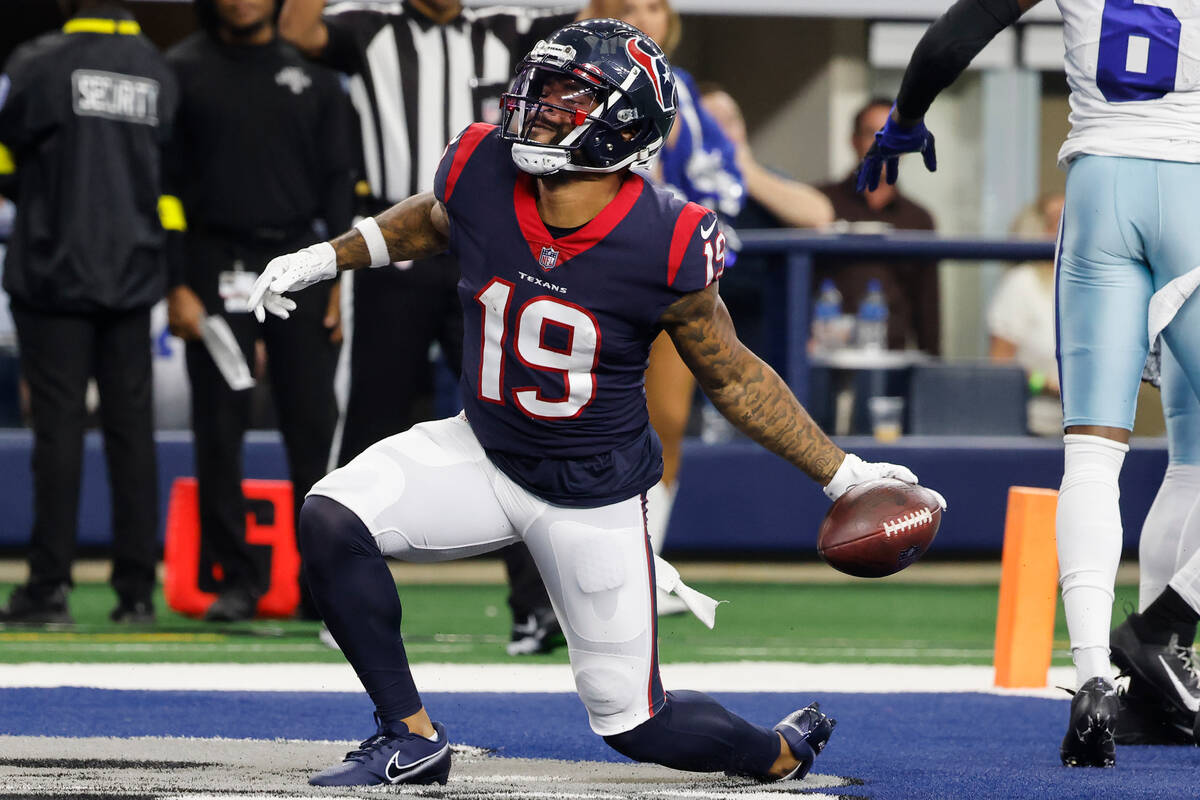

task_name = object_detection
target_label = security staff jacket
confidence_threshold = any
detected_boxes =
[0,4,179,312]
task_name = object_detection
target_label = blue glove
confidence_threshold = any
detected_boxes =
[855,110,937,193]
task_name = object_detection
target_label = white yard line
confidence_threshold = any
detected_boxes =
[0,661,1074,699]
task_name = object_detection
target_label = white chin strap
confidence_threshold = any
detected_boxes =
[510,140,663,177]
[511,143,571,175]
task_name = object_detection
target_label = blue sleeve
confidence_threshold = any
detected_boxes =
[657,69,745,218]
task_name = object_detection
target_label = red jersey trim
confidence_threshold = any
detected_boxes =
[513,172,644,267]
[667,203,710,287]
[444,123,496,203]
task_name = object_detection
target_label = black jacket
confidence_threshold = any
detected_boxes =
[165,30,355,282]
[0,4,178,312]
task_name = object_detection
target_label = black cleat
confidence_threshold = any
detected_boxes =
[110,597,156,624]
[1110,612,1200,728]
[204,587,260,622]
[1115,677,1197,745]
[1060,677,1118,767]
[773,702,837,780]
[506,606,563,656]
[0,583,73,625]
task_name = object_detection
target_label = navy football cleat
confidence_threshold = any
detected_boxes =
[1060,677,1118,767]
[773,702,836,781]
[309,716,450,786]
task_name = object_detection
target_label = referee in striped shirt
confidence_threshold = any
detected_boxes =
[279,0,621,654]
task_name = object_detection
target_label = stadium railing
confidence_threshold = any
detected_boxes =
[735,228,1055,403]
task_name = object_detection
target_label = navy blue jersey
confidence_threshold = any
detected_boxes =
[433,124,726,506]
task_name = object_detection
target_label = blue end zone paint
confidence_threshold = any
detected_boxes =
[4,688,1198,799]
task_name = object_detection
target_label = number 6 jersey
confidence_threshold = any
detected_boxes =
[433,123,725,507]
[1058,0,1200,165]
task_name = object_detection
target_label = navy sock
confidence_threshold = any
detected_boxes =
[1139,587,1200,647]
[603,690,779,778]
[299,495,422,724]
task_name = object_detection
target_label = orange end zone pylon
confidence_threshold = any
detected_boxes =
[163,477,300,618]
[994,486,1060,688]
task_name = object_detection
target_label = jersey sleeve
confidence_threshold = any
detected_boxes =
[320,8,381,75]
[433,122,496,210]
[665,203,725,295]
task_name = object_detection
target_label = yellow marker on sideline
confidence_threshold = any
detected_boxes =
[994,486,1060,688]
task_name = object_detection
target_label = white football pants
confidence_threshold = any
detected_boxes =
[308,414,665,735]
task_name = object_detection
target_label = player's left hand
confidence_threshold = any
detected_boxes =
[824,453,948,509]
[855,110,937,193]
[247,242,338,322]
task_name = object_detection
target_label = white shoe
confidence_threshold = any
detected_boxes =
[318,624,341,651]
[656,589,689,617]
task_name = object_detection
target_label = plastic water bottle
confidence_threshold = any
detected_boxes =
[811,279,843,351]
[700,401,737,444]
[856,279,889,350]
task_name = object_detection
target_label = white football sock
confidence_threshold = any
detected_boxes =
[645,479,677,556]
[1167,493,1200,617]
[1057,433,1127,687]
[1139,464,1200,610]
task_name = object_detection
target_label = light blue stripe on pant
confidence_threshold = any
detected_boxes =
[1058,155,1200,431]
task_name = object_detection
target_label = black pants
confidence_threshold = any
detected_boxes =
[335,254,464,466]
[185,232,337,595]
[336,254,549,617]
[12,303,158,602]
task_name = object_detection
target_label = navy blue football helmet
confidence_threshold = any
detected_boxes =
[500,19,677,175]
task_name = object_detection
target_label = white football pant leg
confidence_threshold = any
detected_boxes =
[1139,465,1200,610]
[644,479,675,555]
[503,485,662,736]
[1058,433,1127,686]
[308,415,519,561]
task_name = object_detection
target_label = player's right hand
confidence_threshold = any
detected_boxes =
[247,242,338,322]
[855,110,937,193]
[824,453,948,509]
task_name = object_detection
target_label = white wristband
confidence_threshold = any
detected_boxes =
[354,216,391,268]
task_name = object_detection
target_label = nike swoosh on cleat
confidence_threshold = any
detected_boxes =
[384,742,448,783]
[1158,655,1200,712]
[699,219,717,239]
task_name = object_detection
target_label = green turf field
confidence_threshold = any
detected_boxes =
[0,580,1140,666]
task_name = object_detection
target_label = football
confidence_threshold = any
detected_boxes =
[818,478,943,578]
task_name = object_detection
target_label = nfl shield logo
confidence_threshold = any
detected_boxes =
[539,246,559,271]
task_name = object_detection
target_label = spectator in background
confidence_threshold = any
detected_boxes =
[0,0,178,624]
[165,0,354,622]
[621,0,749,615]
[987,192,1064,437]
[699,85,834,359]
[700,87,834,232]
[280,0,622,654]
[817,98,940,354]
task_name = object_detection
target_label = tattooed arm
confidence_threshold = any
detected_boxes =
[247,192,449,321]
[330,192,449,270]
[660,284,844,485]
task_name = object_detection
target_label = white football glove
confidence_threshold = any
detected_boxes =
[246,242,338,322]
[823,452,948,509]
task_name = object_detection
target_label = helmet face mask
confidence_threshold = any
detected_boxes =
[500,19,677,176]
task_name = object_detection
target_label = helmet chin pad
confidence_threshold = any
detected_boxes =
[511,143,571,176]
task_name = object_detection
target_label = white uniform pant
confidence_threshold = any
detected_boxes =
[309,414,665,736]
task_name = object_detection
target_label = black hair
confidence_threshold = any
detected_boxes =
[853,96,895,136]
[193,0,281,36]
